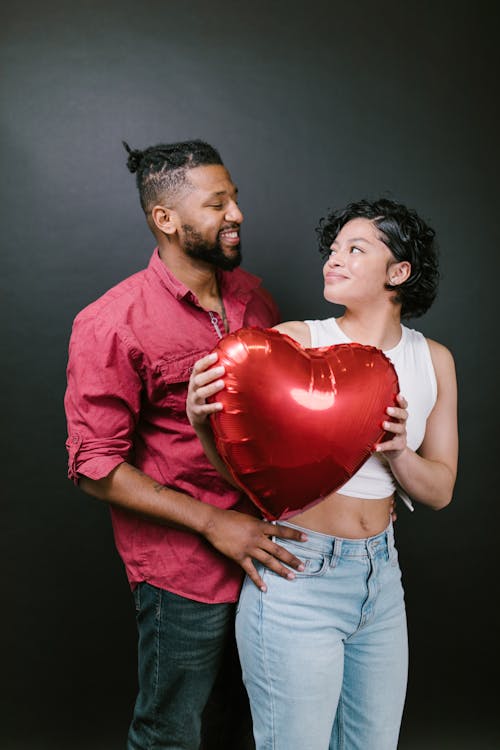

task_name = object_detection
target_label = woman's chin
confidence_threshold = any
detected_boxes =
[324,289,344,305]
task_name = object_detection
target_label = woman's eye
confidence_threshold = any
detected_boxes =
[351,246,362,254]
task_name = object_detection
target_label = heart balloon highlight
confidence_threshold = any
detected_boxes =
[209,327,399,521]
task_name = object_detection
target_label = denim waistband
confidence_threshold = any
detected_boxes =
[278,520,396,559]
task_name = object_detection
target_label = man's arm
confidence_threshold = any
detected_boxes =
[79,461,306,592]
[66,312,307,591]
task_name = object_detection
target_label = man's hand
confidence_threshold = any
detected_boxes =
[203,507,308,592]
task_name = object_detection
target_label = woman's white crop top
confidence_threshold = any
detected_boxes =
[304,317,437,499]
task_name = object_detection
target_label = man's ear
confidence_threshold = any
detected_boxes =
[151,205,178,235]
[388,261,411,286]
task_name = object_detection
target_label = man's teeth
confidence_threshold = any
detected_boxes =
[221,231,238,237]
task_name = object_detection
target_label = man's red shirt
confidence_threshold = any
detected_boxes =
[65,249,279,603]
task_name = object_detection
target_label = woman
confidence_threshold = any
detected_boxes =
[187,198,458,750]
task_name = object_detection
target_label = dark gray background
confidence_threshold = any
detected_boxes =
[2,1,499,748]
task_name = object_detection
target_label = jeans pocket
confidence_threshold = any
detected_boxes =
[273,537,330,578]
[295,553,329,577]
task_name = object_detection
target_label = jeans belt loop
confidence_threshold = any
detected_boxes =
[333,538,343,559]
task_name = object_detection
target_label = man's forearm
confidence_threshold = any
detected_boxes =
[79,461,216,535]
[79,459,308,591]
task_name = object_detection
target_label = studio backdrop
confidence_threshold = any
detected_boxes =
[1,1,498,748]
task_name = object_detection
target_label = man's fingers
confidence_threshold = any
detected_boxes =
[264,539,305,571]
[252,550,298,581]
[241,559,267,592]
[271,522,308,543]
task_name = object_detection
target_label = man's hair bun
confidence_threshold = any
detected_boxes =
[122,141,144,174]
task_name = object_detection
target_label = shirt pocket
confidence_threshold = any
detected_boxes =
[155,348,207,417]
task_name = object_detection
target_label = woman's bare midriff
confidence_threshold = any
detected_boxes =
[290,491,393,539]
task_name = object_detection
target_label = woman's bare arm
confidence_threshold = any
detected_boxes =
[376,340,458,510]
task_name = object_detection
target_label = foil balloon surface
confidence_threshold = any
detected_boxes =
[209,327,399,521]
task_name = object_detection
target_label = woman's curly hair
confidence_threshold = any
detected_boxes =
[316,198,439,318]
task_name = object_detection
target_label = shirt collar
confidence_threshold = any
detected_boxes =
[147,248,262,306]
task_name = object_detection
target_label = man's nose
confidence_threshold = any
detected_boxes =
[225,201,243,224]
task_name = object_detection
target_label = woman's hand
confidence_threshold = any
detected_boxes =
[186,351,238,487]
[375,393,408,462]
[187,352,226,429]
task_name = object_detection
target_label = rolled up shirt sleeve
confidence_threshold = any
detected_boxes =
[64,313,143,483]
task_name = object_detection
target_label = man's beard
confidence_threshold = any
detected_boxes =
[181,224,242,271]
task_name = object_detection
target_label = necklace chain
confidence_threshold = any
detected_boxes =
[219,294,229,333]
[208,286,229,340]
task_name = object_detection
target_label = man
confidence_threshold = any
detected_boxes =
[64,140,306,750]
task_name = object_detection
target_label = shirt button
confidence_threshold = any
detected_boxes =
[72,436,79,444]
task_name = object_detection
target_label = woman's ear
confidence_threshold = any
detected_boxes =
[388,261,411,286]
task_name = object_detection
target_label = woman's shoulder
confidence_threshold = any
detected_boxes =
[273,320,311,347]
[424,338,456,381]
[425,337,455,363]
[403,327,455,365]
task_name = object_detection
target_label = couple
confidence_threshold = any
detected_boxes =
[65,138,457,750]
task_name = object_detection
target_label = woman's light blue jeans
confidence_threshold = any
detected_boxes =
[235,522,408,750]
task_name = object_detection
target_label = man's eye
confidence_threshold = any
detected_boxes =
[209,204,223,210]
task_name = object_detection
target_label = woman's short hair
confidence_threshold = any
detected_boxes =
[316,198,439,318]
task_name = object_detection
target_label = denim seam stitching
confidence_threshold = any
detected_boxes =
[258,582,276,749]
[149,587,162,750]
[337,692,345,750]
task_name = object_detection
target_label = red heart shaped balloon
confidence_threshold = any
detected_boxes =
[209,327,399,521]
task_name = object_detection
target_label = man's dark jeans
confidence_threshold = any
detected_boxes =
[127,582,254,750]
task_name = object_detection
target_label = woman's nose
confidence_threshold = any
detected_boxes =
[328,249,344,265]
